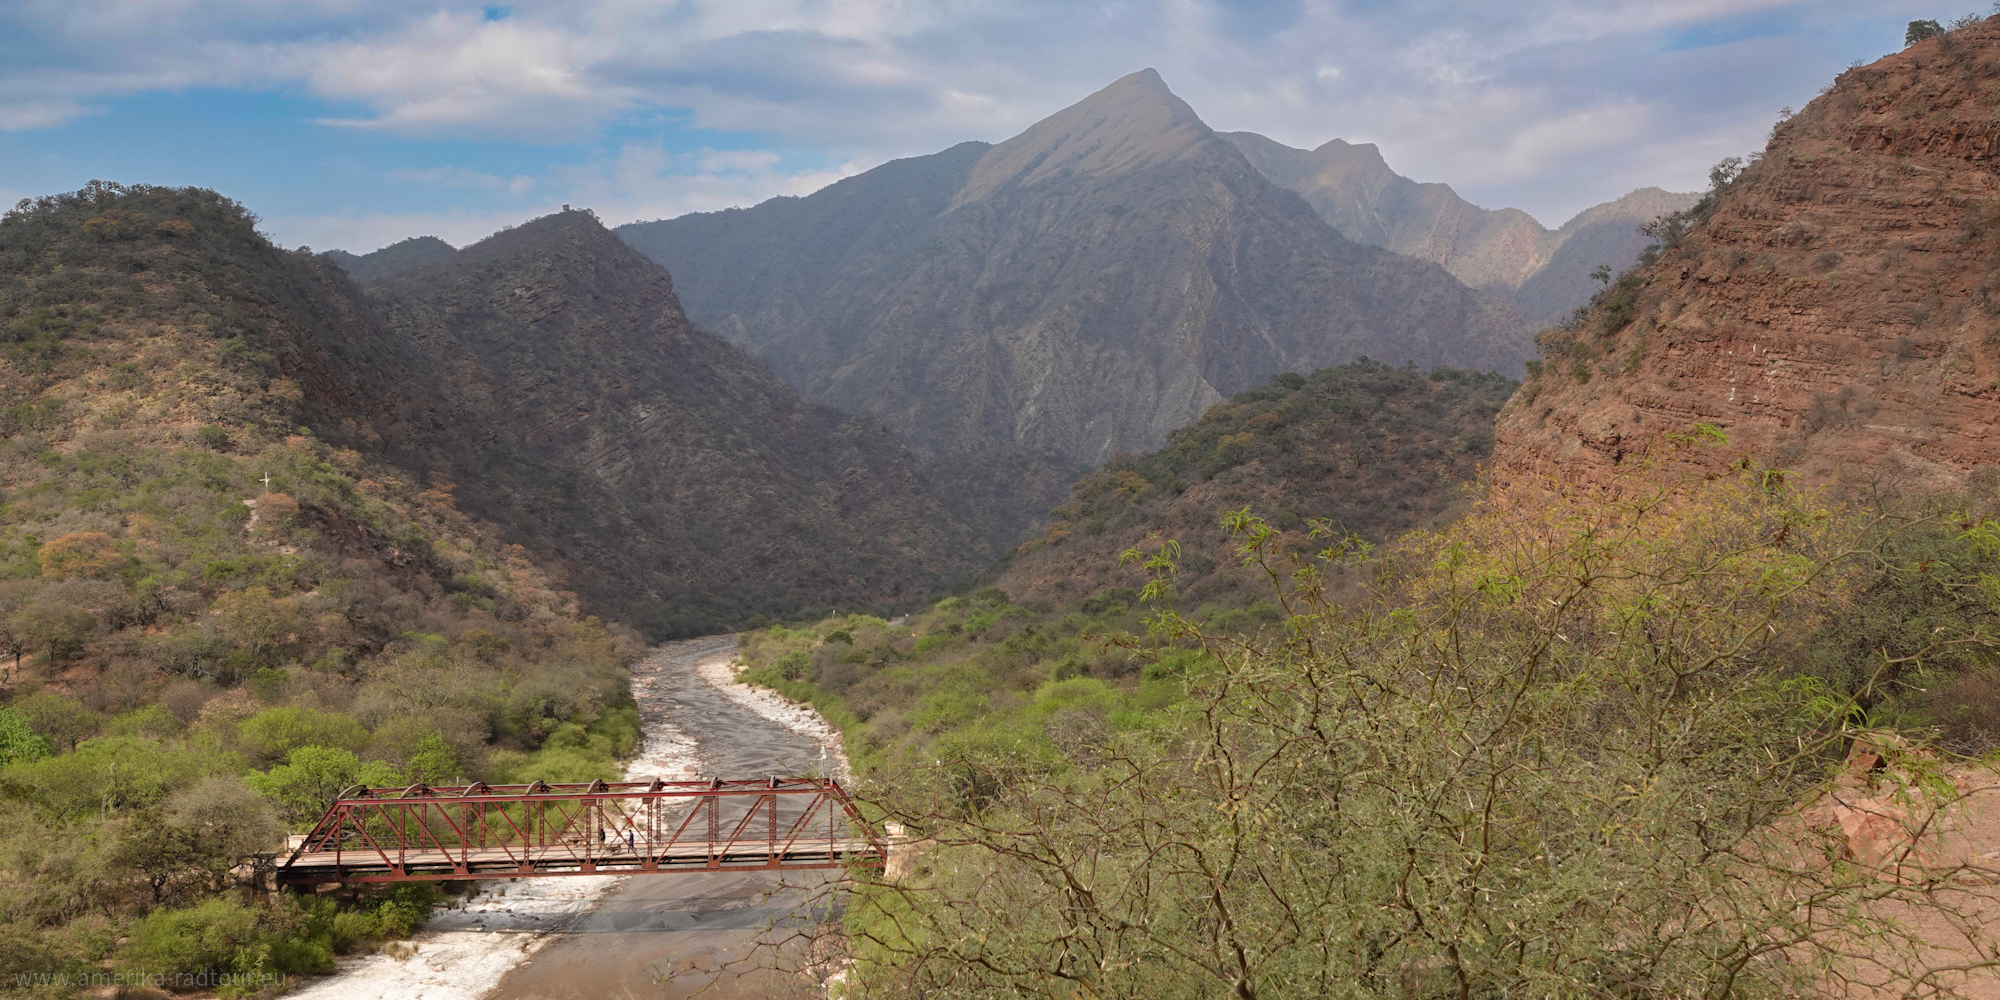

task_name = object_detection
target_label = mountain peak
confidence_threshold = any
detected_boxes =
[1106,66,1172,94]
[424,207,615,273]
[323,235,456,284]
[1312,137,1386,165]
[954,69,1214,204]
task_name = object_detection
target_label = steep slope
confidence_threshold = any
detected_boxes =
[621,141,992,348]
[619,70,1530,506]
[1224,132,1697,328]
[1493,17,2000,487]
[359,210,989,637]
[0,182,662,980]
[994,359,1517,611]
[323,235,456,284]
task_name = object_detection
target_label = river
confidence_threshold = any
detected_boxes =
[287,636,851,1000]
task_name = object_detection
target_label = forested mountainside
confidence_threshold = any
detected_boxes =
[735,382,2000,999]
[1225,131,1698,328]
[354,210,990,638]
[745,454,2000,998]
[619,69,1531,543]
[727,359,1518,778]
[322,235,455,284]
[0,182,646,983]
[992,359,1517,610]
[1496,17,2000,488]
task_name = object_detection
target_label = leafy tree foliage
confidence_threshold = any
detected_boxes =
[0,706,48,764]
[815,466,2000,998]
[245,746,402,826]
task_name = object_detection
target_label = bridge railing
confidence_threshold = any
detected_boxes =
[275,776,884,884]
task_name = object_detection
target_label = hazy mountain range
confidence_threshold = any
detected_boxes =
[331,69,1696,548]
[616,70,1534,541]
[1223,133,1698,328]
[331,212,993,636]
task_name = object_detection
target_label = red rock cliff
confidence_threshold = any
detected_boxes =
[1495,20,2000,486]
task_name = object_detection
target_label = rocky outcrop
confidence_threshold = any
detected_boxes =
[1493,19,2000,488]
[1225,132,1698,328]
[620,70,1531,482]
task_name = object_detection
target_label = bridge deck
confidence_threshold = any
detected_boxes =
[273,777,881,884]
[279,839,881,883]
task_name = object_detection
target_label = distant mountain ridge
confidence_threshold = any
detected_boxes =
[995,359,1518,612]
[323,235,456,284]
[340,210,992,636]
[620,70,1532,541]
[1223,133,1698,328]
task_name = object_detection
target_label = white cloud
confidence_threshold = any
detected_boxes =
[305,11,628,139]
[268,143,859,251]
[0,97,92,131]
[0,0,1949,225]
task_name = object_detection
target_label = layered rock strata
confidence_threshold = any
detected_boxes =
[1495,20,2000,487]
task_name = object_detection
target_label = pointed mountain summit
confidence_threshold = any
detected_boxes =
[1225,132,1698,327]
[954,68,1212,202]
[338,209,989,636]
[620,71,1531,543]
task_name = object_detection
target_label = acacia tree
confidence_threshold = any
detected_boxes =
[109,777,280,904]
[14,601,93,669]
[833,464,1997,999]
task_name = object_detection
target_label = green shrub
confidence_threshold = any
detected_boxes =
[106,704,182,739]
[0,706,49,764]
[5,736,214,819]
[245,746,402,827]
[847,473,1978,999]
[127,897,260,981]
[238,707,367,764]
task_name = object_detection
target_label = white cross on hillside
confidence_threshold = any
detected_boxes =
[260,473,272,490]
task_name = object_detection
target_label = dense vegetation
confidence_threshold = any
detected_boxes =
[740,434,2000,996]
[730,360,1514,776]
[996,359,1517,611]
[0,183,645,995]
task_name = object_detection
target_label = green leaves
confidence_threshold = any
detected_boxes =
[840,467,1991,1000]
[244,746,401,828]
[0,707,48,765]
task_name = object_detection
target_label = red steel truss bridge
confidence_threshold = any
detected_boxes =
[275,776,885,885]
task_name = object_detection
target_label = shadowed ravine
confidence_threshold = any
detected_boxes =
[488,636,843,1000]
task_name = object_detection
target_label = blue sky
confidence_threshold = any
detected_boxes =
[0,1,1950,252]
